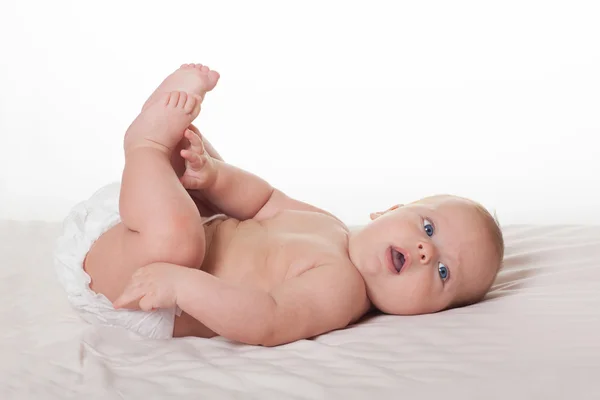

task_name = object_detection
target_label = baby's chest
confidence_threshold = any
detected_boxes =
[211,222,345,290]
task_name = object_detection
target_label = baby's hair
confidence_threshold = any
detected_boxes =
[451,199,505,309]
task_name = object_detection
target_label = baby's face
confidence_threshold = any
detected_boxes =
[349,196,499,315]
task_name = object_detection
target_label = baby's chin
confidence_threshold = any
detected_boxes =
[369,291,449,315]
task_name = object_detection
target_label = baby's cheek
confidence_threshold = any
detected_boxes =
[411,272,438,304]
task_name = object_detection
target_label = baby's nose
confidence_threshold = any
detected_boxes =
[417,241,436,265]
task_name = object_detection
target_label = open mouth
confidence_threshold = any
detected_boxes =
[390,247,406,273]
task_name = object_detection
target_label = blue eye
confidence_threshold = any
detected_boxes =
[438,263,449,281]
[423,218,435,237]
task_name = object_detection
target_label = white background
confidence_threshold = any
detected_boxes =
[1,0,598,226]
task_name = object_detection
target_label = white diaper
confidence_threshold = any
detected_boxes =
[54,182,225,339]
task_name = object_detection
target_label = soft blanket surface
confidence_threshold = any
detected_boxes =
[1,220,599,399]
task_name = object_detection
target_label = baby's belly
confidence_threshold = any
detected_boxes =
[173,218,274,338]
[205,216,338,287]
[173,216,336,338]
[202,218,284,290]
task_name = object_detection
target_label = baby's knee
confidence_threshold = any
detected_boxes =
[146,219,206,268]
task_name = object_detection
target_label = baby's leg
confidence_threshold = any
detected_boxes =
[121,91,203,231]
[141,63,224,215]
[143,64,222,164]
[85,91,206,303]
[142,63,219,112]
[141,64,221,162]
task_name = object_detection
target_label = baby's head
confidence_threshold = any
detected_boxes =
[348,195,503,315]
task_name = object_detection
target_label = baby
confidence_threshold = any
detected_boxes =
[60,63,504,346]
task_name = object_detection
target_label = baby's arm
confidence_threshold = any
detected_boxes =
[113,262,369,346]
[202,159,275,220]
[179,129,341,222]
[178,129,274,220]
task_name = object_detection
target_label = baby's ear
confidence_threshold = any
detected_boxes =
[370,211,383,220]
[370,204,404,220]
[385,204,404,213]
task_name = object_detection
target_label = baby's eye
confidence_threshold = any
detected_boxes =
[438,263,449,281]
[423,219,435,237]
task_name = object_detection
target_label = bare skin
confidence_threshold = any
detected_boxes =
[142,63,222,164]
[87,64,500,347]
[85,90,205,304]
[85,64,222,338]
[145,63,225,218]
[143,63,220,111]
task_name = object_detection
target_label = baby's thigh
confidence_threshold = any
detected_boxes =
[84,222,206,302]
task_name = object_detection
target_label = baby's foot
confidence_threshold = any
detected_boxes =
[179,128,218,190]
[124,91,202,154]
[142,64,220,111]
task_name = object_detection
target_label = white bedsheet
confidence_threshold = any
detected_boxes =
[1,220,599,399]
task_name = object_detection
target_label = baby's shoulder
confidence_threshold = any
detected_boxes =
[317,259,371,319]
[282,259,370,322]
[312,256,367,297]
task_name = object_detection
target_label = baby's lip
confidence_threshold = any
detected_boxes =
[386,246,410,274]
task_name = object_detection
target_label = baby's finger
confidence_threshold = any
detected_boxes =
[185,129,201,146]
[180,176,195,188]
[181,175,206,189]
[187,132,206,154]
[113,288,143,309]
[138,294,156,312]
[180,149,199,163]
[114,297,142,310]
[190,154,206,169]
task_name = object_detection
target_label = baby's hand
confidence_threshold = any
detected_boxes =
[179,129,218,190]
[113,263,185,312]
